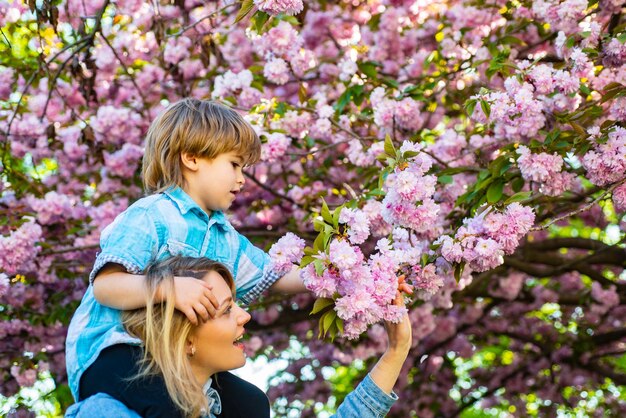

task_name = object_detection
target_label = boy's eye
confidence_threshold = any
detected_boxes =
[232,162,241,168]
[224,306,233,315]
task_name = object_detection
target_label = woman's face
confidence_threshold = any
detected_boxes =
[187,270,251,379]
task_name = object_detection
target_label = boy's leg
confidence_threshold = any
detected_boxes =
[79,344,184,418]
[212,371,270,418]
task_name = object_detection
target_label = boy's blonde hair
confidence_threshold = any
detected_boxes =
[142,98,261,194]
[122,256,236,418]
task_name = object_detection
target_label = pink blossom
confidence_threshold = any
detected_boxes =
[90,105,143,145]
[0,66,14,100]
[412,264,444,297]
[212,70,253,99]
[335,288,379,323]
[258,21,302,58]
[516,145,563,183]
[582,127,626,186]
[10,366,37,388]
[163,36,193,64]
[261,132,291,162]
[263,58,290,85]
[269,232,305,274]
[339,208,370,245]
[27,192,82,225]
[613,183,626,212]
[362,200,392,237]
[104,143,143,178]
[0,273,9,297]
[290,49,316,77]
[490,272,525,300]
[328,239,362,270]
[276,111,312,139]
[254,0,303,16]
[0,219,42,275]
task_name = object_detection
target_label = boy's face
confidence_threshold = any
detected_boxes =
[185,151,246,213]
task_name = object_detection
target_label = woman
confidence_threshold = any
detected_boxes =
[66,256,412,417]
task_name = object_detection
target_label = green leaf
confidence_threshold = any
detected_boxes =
[570,122,587,137]
[500,35,526,46]
[438,175,453,184]
[384,134,396,157]
[313,218,325,232]
[321,199,333,224]
[403,150,420,159]
[465,99,477,117]
[310,298,334,315]
[332,206,341,229]
[334,85,365,113]
[313,231,324,252]
[454,262,465,282]
[486,180,504,204]
[313,259,325,276]
[251,10,270,32]
[301,255,315,267]
[505,191,532,204]
[319,309,338,339]
[336,318,344,335]
[601,82,626,103]
[511,177,524,193]
[234,0,255,23]
[298,83,307,103]
[480,99,491,118]
[358,61,379,79]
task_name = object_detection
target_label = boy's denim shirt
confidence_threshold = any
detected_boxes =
[65,187,283,400]
[65,373,398,418]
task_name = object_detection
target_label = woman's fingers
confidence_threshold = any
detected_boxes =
[397,274,414,295]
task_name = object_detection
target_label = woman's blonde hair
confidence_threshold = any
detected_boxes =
[122,256,235,417]
[142,98,261,194]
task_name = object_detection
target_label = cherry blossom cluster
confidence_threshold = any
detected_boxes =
[582,127,626,186]
[254,0,303,16]
[437,203,536,272]
[515,145,575,196]
[0,219,43,276]
[268,232,306,275]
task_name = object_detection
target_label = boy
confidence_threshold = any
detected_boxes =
[66,99,305,417]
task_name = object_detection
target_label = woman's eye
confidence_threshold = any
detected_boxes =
[224,306,232,315]
[232,162,240,168]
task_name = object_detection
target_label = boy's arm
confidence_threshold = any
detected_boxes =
[93,263,219,325]
[268,265,309,294]
[93,263,153,310]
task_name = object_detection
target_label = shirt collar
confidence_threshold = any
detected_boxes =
[163,187,230,229]
[202,378,222,417]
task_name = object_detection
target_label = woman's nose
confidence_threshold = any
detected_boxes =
[237,306,251,325]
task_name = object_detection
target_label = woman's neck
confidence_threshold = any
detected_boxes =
[190,362,215,387]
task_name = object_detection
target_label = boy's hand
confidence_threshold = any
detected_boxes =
[171,276,220,325]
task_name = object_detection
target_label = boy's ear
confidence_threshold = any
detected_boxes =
[181,153,199,171]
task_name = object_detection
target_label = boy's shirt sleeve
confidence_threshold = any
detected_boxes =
[89,205,161,283]
[234,232,285,305]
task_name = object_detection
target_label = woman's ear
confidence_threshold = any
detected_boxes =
[181,153,199,172]
[186,338,196,357]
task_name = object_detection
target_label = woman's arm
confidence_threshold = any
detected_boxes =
[332,290,412,417]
